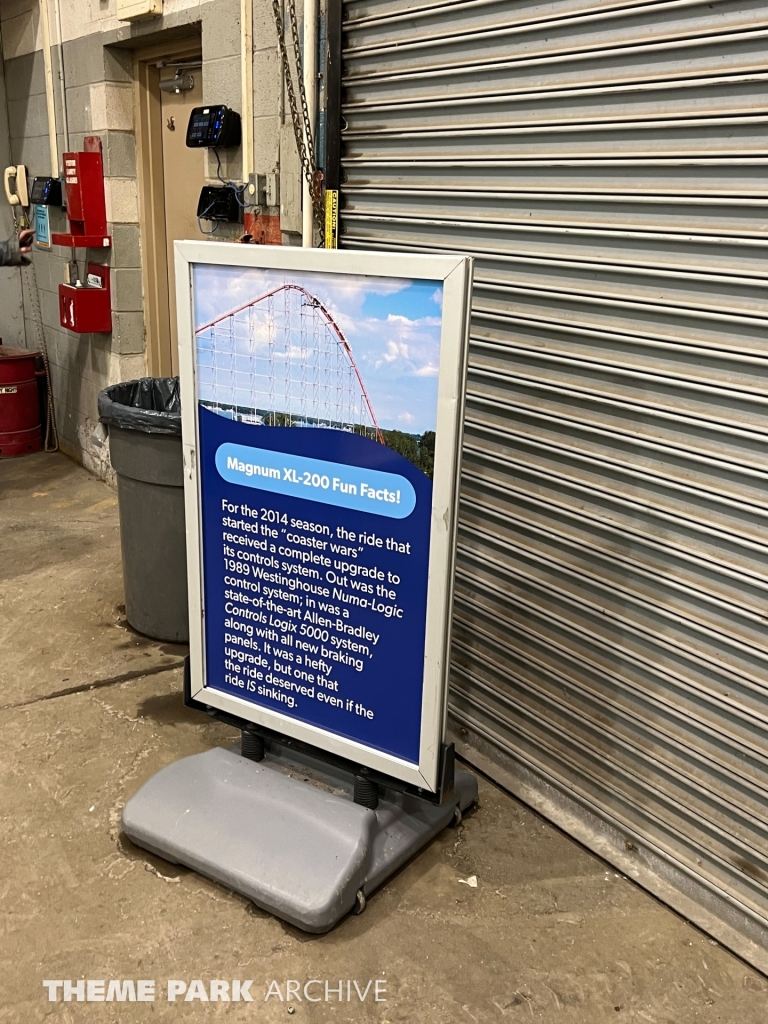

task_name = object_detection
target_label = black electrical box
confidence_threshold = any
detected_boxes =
[30,176,63,206]
[197,185,242,223]
[186,105,241,148]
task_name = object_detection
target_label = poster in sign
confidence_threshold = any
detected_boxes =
[177,245,471,791]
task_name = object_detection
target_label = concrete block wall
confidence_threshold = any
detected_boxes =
[201,0,246,241]
[0,21,25,346]
[1,0,285,478]
[1,6,144,472]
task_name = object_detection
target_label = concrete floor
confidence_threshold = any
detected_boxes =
[2,451,767,1023]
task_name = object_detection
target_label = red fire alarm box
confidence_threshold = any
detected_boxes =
[59,264,112,333]
[51,145,111,248]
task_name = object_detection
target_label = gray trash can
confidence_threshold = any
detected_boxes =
[98,378,188,643]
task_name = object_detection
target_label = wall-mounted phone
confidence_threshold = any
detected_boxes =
[4,165,29,207]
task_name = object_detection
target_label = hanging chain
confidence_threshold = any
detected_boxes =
[272,0,311,188]
[272,0,324,240]
[286,0,316,172]
[24,259,59,453]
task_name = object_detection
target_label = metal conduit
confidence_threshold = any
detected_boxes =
[450,607,768,781]
[345,0,722,34]
[343,71,768,113]
[463,419,768,542]
[347,0,758,35]
[342,212,768,248]
[450,566,768,744]
[460,494,768,628]
[460,465,768,591]
[342,28,768,85]
[347,188,768,209]
[449,641,768,849]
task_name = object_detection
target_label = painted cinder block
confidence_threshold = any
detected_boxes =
[89,82,133,132]
[7,92,49,142]
[79,335,113,386]
[117,352,147,382]
[4,51,46,101]
[63,85,93,134]
[103,46,133,85]
[40,289,62,331]
[63,34,109,89]
[103,130,138,179]
[112,311,145,355]
[202,0,241,59]
[111,268,143,313]
[15,135,50,176]
[1,9,43,63]
[104,177,139,224]
[202,55,241,113]
[109,224,141,269]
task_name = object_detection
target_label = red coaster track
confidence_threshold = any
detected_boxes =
[196,283,383,443]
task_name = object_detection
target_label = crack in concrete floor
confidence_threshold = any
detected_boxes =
[2,660,187,710]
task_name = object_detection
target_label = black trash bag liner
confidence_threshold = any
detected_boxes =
[98,377,181,435]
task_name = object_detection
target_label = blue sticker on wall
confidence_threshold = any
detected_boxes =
[34,205,50,249]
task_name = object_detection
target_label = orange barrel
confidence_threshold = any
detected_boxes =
[0,346,43,457]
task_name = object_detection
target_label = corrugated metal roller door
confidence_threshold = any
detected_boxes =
[339,0,768,960]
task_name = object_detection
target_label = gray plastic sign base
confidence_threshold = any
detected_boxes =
[122,746,478,933]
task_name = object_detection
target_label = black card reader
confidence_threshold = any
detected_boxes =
[30,176,63,206]
[186,105,242,148]
[197,185,242,223]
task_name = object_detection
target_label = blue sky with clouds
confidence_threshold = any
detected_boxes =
[193,265,444,434]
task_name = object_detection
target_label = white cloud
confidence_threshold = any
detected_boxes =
[193,263,442,432]
[432,288,443,307]
[383,340,409,363]
[194,266,420,341]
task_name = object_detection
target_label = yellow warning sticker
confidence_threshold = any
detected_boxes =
[324,189,339,249]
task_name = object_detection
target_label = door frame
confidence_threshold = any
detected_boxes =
[134,35,202,377]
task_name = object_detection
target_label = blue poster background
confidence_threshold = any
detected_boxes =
[198,405,433,764]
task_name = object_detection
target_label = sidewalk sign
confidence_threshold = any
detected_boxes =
[176,243,472,793]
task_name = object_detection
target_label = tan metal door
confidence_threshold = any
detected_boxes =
[159,67,205,375]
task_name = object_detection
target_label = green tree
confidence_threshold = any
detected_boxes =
[381,428,434,479]
[264,411,295,427]
[418,431,435,478]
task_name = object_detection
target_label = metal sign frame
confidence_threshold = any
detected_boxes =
[176,241,472,793]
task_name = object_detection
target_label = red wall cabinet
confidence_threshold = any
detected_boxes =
[51,146,112,249]
[59,264,112,334]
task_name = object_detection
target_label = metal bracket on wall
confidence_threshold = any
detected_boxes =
[245,172,279,210]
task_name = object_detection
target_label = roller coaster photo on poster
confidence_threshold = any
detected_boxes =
[177,243,472,792]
